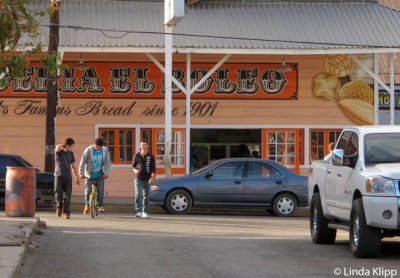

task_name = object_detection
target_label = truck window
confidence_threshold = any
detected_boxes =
[365,133,400,165]
[346,133,359,157]
[336,131,352,151]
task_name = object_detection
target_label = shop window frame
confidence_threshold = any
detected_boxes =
[99,128,136,165]
[309,129,342,162]
[149,128,186,175]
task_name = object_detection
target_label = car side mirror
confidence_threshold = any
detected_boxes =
[332,149,344,166]
[205,172,213,178]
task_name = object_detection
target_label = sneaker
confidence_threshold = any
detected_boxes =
[83,206,89,215]
[98,206,105,213]
[56,207,62,217]
[141,212,149,218]
[135,212,142,218]
[64,213,70,219]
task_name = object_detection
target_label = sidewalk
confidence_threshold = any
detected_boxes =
[0,197,133,278]
[0,213,43,278]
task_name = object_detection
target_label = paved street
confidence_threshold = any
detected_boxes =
[16,210,400,278]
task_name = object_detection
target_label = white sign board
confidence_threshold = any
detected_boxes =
[165,0,185,25]
[378,85,400,125]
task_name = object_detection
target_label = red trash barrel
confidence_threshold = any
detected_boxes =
[5,167,36,217]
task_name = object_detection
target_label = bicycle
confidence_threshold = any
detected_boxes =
[89,181,99,218]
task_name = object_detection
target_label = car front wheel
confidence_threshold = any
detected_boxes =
[350,198,381,258]
[165,189,192,214]
[272,193,297,217]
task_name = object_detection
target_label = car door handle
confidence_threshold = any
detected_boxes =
[275,181,283,185]
[327,169,332,174]
[234,181,242,184]
[337,172,342,177]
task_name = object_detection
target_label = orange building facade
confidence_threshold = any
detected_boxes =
[0,52,385,198]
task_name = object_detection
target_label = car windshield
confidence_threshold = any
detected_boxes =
[190,161,218,176]
[364,133,400,165]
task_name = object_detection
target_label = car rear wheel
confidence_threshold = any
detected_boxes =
[166,189,192,214]
[272,193,297,217]
[310,192,336,244]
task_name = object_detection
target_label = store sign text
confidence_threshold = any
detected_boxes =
[0,100,219,118]
[0,63,298,100]
[378,89,400,110]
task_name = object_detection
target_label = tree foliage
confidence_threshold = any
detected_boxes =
[0,0,45,86]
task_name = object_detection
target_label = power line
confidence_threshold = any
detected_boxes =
[41,23,399,49]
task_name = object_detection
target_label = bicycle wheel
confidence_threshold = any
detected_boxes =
[90,192,96,218]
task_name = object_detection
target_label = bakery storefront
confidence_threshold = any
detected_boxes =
[0,0,399,198]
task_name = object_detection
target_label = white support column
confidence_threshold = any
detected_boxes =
[390,53,395,125]
[165,25,173,176]
[185,53,191,174]
[135,127,141,153]
[373,53,379,125]
[304,127,310,167]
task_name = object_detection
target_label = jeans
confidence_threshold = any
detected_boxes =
[134,179,150,213]
[84,177,105,207]
[54,176,72,214]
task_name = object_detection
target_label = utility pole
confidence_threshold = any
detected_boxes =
[44,0,60,172]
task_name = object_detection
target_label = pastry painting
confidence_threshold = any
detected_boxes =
[312,54,374,125]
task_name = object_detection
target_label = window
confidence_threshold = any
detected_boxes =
[346,133,359,157]
[310,129,342,162]
[99,128,135,164]
[310,130,324,162]
[365,133,400,164]
[263,128,303,173]
[247,162,283,178]
[213,161,244,177]
[337,131,352,151]
[267,131,296,165]
[151,129,185,168]
[140,129,153,154]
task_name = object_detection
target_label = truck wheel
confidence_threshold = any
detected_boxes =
[166,189,192,215]
[310,192,336,244]
[272,193,297,217]
[350,198,381,258]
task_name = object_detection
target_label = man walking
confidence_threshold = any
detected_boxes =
[79,138,111,214]
[54,137,80,219]
[132,140,156,218]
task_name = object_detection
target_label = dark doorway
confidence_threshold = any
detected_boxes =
[190,129,262,168]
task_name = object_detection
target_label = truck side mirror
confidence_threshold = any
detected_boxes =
[332,149,344,166]
[344,152,358,168]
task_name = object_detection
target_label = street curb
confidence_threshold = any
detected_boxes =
[70,202,310,217]
[11,218,44,278]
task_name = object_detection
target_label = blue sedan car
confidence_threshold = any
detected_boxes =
[150,158,308,217]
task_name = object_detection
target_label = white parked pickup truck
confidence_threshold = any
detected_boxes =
[308,126,400,258]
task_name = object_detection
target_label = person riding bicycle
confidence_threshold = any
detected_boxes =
[79,138,111,214]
